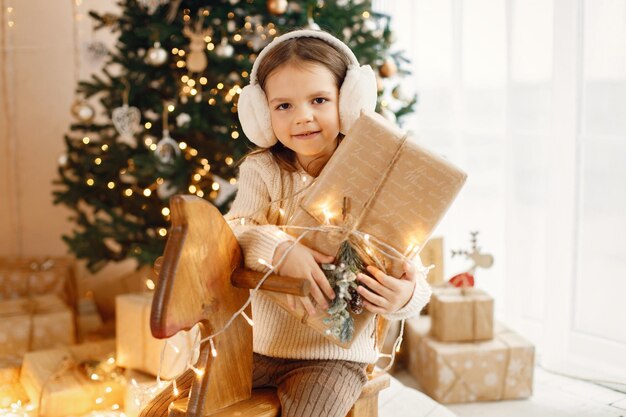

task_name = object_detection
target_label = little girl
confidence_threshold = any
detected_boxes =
[227,29,432,417]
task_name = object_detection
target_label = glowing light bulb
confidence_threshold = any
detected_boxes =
[162,207,170,216]
[146,279,156,290]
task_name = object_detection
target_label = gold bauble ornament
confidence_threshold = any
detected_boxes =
[267,0,288,15]
[379,58,398,78]
[70,99,95,123]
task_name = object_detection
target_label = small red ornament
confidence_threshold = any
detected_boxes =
[448,272,475,288]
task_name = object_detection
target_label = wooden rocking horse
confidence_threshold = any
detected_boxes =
[139,195,391,417]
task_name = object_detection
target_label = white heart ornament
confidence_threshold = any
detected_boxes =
[112,105,141,146]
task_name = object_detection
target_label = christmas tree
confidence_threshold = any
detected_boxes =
[53,0,417,272]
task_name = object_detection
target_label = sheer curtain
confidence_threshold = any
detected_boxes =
[374,0,626,381]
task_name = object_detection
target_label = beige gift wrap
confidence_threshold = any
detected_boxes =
[19,340,124,417]
[0,257,77,310]
[406,317,534,404]
[0,295,75,355]
[275,111,466,347]
[429,287,494,342]
[116,293,199,379]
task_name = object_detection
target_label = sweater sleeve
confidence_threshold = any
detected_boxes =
[224,156,294,273]
[382,255,432,321]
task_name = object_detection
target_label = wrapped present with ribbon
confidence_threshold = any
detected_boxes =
[429,286,494,342]
[405,316,534,403]
[0,257,78,312]
[269,110,467,347]
[19,339,124,417]
[116,293,199,379]
[0,295,75,356]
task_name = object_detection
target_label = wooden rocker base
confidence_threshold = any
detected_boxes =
[140,369,390,417]
[168,388,280,417]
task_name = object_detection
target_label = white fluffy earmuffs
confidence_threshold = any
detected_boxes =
[237,29,377,148]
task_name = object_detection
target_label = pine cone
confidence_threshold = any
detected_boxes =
[349,287,364,314]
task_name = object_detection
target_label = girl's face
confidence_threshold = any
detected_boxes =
[264,61,341,171]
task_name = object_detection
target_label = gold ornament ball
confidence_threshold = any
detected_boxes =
[71,99,95,123]
[267,0,288,15]
[379,58,398,78]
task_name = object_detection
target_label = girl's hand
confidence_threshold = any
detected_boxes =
[272,241,335,316]
[356,262,417,314]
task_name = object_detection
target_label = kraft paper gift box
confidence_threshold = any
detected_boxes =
[116,293,199,379]
[0,295,75,356]
[272,110,467,347]
[0,257,77,311]
[429,287,494,342]
[405,316,534,404]
[20,339,124,417]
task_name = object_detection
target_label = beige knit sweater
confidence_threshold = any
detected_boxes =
[225,152,432,363]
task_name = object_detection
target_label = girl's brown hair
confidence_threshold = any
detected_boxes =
[242,35,350,174]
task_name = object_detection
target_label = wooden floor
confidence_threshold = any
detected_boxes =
[381,366,626,417]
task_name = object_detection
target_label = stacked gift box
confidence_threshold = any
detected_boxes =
[0,257,80,408]
[404,286,535,403]
[0,257,184,416]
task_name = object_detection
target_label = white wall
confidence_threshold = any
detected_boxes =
[0,0,137,310]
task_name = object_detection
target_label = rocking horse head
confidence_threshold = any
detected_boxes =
[150,195,246,339]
